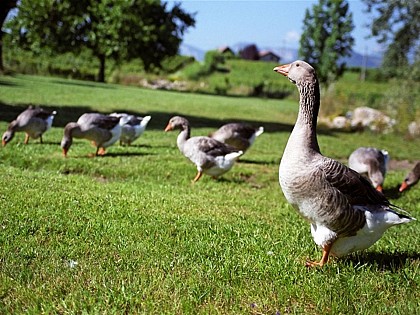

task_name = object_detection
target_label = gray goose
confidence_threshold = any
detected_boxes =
[2,106,57,146]
[348,147,389,192]
[209,123,264,153]
[273,60,414,267]
[164,116,243,182]
[61,113,125,157]
[399,162,420,192]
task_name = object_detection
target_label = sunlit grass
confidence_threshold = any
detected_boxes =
[0,74,419,314]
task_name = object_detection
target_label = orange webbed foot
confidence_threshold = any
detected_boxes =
[305,243,332,268]
[192,171,203,183]
[305,260,325,268]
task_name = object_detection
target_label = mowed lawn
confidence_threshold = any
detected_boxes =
[0,75,419,314]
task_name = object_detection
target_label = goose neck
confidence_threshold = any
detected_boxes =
[294,81,321,151]
[177,125,190,150]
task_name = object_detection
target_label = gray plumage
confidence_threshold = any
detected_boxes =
[164,116,243,182]
[348,147,389,192]
[2,106,57,145]
[210,122,264,153]
[61,113,123,157]
[273,60,414,267]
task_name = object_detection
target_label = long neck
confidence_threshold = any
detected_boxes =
[177,125,190,151]
[293,80,321,152]
[64,123,83,140]
[8,120,19,132]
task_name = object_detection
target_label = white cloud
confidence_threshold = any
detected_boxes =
[284,30,301,45]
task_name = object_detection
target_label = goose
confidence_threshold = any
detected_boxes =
[348,147,389,192]
[273,60,414,267]
[61,113,126,157]
[399,162,420,192]
[110,113,151,146]
[2,106,57,146]
[164,116,243,182]
[209,122,264,153]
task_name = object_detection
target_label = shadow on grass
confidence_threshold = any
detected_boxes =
[0,79,20,87]
[383,184,405,200]
[342,251,420,271]
[105,151,155,157]
[1,101,338,137]
[237,158,278,165]
[63,151,154,159]
[51,79,116,89]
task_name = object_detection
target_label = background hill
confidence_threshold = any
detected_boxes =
[180,43,383,68]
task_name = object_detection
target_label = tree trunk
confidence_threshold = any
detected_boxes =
[98,54,106,82]
[0,1,18,73]
[0,33,4,73]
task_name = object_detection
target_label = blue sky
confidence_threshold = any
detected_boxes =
[167,0,383,55]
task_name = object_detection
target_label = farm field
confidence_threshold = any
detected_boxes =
[0,74,419,314]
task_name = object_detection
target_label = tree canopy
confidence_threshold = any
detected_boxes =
[299,0,354,85]
[362,0,420,78]
[7,0,195,82]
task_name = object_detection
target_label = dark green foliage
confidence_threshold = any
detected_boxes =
[362,0,420,78]
[203,50,226,73]
[299,0,354,85]
[6,0,195,82]
[161,55,196,74]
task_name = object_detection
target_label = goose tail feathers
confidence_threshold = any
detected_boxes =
[255,126,264,137]
[388,204,416,223]
[226,151,243,161]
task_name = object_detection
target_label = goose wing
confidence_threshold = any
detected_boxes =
[31,107,56,120]
[319,157,389,206]
[194,136,239,157]
[79,113,120,130]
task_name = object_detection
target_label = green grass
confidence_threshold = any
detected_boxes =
[0,74,419,314]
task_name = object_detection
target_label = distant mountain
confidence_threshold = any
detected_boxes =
[179,44,205,62]
[179,42,382,68]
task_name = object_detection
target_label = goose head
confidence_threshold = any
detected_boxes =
[273,60,317,85]
[2,130,14,146]
[400,162,420,192]
[61,122,79,157]
[164,116,189,132]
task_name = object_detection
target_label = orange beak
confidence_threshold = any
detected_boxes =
[376,185,383,193]
[2,140,6,147]
[164,123,173,132]
[399,181,409,192]
[273,63,291,76]
[62,148,68,157]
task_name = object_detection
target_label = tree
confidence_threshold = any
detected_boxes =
[7,0,195,82]
[362,0,420,78]
[0,0,17,72]
[299,0,354,85]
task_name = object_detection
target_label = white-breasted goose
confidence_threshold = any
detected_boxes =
[110,113,151,146]
[273,60,414,267]
[164,116,243,182]
[61,113,125,157]
[2,106,56,146]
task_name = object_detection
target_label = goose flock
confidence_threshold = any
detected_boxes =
[2,60,417,267]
